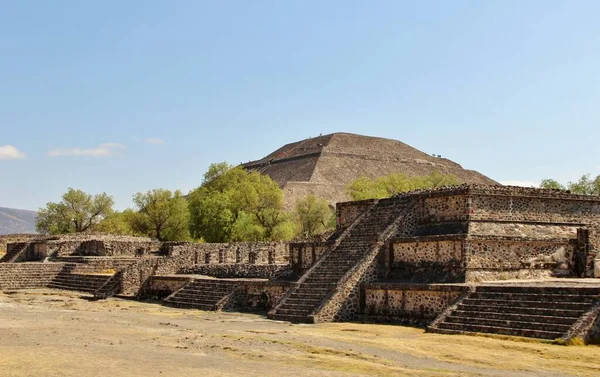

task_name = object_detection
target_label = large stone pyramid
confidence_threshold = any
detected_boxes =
[242,133,497,209]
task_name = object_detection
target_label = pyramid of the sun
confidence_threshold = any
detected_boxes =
[242,133,498,208]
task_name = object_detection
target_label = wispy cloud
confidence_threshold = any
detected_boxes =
[144,137,165,145]
[500,180,539,188]
[48,143,125,157]
[0,145,26,160]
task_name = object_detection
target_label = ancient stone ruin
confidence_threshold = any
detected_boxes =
[242,132,498,209]
[2,185,600,343]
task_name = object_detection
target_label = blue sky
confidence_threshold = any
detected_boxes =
[1,1,599,210]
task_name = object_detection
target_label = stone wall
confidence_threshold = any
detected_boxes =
[289,241,331,274]
[389,235,465,283]
[0,234,44,257]
[336,199,376,228]
[388,234,576,283]
[163,241,289,265]
[233,281,295,312]
[178,264,289,279]
[465,236,574,270]
[141,275,191,298]
[0,263,67,290]
[119,258,162,297]
[47,238,160,257]
[362,283,466,325]
[420,195,469,224]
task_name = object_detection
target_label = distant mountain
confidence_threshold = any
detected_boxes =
[0,207,38,235]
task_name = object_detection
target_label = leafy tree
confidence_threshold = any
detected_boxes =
[540,174,600,196]
[36,188,114,234]
[347,172,460,201]
[132,189,190,241]
[188,163,294,242]
[96,209,143,236]
[567,174,600,196]
[540,179,566,190]
[294,195,335,237]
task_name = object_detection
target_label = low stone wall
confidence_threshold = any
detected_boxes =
[48,238,160,257]
[389,234,576,283]
[233,281,295,312]
[336,200,376,228]
[0,263,67,290]
[464,269,556,282]
[141,275,191,298]
[389,236,465,283]
[465,236,574,270]
[119,258,162,297]
[178,264,289,279]
[362,283,467,325]
[289,241,331,274]
[163,241,289,265]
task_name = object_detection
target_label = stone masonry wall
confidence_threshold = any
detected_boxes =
[234,281,295,312]
[164,242,289,265]
[0,263,67,290]
[420,195,469,224]
[389,236,465,283]
[465,237,574,270]
[362,283,466,325]
[289,242,330,274]
[336,200,376,228]
[179,264,288,279]
[141,276,191,298]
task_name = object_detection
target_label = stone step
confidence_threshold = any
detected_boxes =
[456,304,585,318]
[444,315,572,332]
[461,298,590,311]
[475,286,600,295]
[47,284,97,293]
[166,297,222,306]
[269,313,312,323]
[172,292,229,300]
[450,310,579,325]
[165,300,216,310]
[470,292,598,303]
[179,287,234,294]
[275,308,313,316]
[435,322,564,340]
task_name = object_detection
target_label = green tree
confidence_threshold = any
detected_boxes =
[347,172,460,201]
[36,188,114,234]
[133,189,190,241]
[540,174,600,196]
[96,209,144,236]
[188,163,293,242]
[540,179,566,190]
[567,174,600,196]
[294,195,335,237]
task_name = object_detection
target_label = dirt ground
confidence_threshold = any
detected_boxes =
[1,290,599,377]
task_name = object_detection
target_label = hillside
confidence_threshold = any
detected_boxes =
[242,132,497,209]
[0,207,37,235]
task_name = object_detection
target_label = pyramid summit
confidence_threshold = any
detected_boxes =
[242,132,497,208]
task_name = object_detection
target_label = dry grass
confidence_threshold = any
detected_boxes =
[2,290,600,377]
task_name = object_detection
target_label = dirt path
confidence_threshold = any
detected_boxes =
[1,289,599,377]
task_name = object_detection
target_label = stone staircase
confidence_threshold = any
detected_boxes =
[429,285,600,340]
[0,263,66,290]
[164,278,241,310]
[0,242,29,263]
[47,267,114,293]
[269,198,409,323]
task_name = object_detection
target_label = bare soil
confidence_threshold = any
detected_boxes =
[1,289,599,377]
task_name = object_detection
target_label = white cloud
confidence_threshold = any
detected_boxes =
[500,180,539,188]
[48,143,125,157]
[0,145,26,160]
[144,137,165,145]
